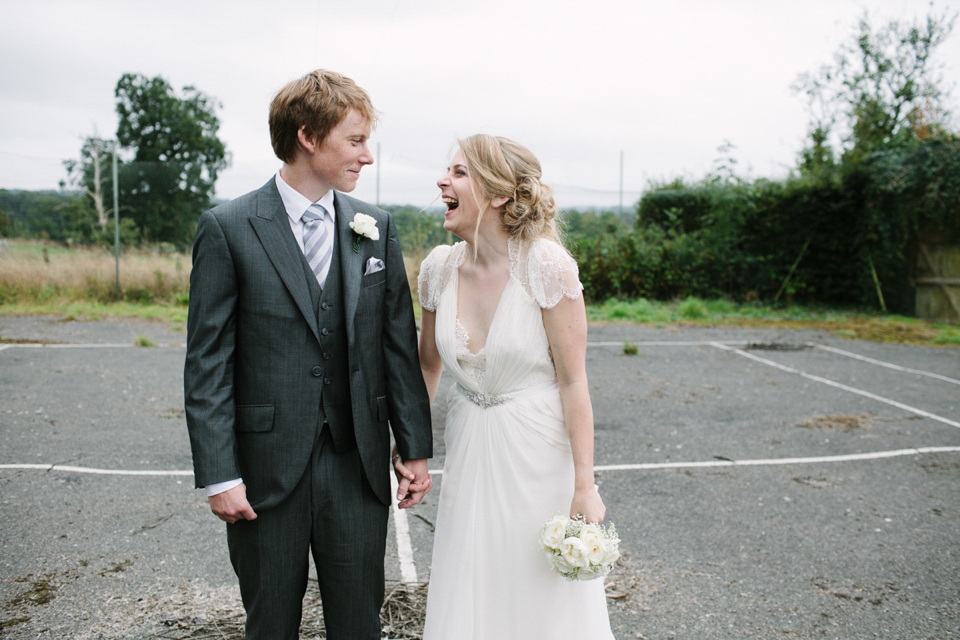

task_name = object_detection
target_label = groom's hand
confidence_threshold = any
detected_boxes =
[209,483,258,524]
[395,458,431,509]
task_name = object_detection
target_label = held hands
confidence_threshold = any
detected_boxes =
[208,483,257,524]
[570,485,606,524]
[392,447,432,509]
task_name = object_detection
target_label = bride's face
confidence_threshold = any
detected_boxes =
[437,149,483,238]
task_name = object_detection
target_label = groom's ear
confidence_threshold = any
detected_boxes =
[297,126,318,154]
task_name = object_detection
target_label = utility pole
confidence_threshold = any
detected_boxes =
[112,143,120,294]
[619,150,624,219]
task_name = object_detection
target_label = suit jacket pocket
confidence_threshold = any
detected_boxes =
[362,271,387,288]
[235,404,275,433]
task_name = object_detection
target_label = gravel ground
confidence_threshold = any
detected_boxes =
[1,316,958,639]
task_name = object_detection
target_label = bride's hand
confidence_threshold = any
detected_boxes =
[391,445,414,482]
[569,485,606,524]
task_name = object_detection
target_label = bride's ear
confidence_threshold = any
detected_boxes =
[491,196,509,209]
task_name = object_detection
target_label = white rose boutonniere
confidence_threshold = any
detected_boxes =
[349,213,379,253]
[538,513,620,581]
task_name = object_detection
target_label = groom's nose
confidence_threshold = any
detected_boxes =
[359,144,374,165]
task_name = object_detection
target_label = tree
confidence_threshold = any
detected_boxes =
[62,132,114,229]
[114,73,229,246]
[793,8,956,166]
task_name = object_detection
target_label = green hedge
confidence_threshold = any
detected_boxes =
[568,138,960,313]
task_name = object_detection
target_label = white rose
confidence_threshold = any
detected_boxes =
[349,213,380,240]
[539,515,568,551]
[578,524,606,565]
[548,551,575,576]
[559,536,589,569]
[601,542,621,567]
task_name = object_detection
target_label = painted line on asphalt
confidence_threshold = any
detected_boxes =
[710,342,960,429]
[593,446,960,471]
[389,471,419,583]
[0,343,185,350]
[7,447,960,479]
[0,462,418,584]
[0,463,193,475]
[588,340,747,347]
[811,343,960,386]
[424,446,960,475]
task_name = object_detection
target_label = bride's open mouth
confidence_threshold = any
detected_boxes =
[442,197,459,211]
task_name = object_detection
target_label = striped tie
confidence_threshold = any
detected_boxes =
[302,204,332,286]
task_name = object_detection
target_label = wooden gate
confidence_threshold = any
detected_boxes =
[916,243,960,323]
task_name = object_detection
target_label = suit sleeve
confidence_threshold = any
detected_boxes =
[184,210,242,488]
[381,214,433,460]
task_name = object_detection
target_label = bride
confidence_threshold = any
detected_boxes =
[401,134,615,638]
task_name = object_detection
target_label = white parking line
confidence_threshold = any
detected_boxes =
[389,471,419,583]
[588,340,747,347]
[710,342,960,429]
[593,446,960,471]
[6,447,960,478]
[811,343,960,386]
[0,343,185,350]
[8,446,959,589]
[0,463,193,475]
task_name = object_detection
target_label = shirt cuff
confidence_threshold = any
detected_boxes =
[205,478,243,497]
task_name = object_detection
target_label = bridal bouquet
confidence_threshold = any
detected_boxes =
[538,514,620,581]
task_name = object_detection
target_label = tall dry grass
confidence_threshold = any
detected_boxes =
[0,242,190,305]
[0,241,424,308]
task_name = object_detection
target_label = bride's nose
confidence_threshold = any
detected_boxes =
[437,172,450,188]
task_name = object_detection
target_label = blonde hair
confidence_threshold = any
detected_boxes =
[457,134,560,244]
[269,69,378,163]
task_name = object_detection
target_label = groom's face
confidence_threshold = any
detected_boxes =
[309,109,374,193]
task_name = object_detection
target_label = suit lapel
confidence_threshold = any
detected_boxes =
[335,193,362,345]
[249,182,321,343]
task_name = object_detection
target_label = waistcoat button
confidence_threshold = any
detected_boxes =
[312,366,322,377]
[321,328,329,336]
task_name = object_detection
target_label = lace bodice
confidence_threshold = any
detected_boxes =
[455,318,487,387]
[418,238,583,401]
[417,238,583,314]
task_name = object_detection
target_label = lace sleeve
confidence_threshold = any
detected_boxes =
[417,244,454,311]
[523,239,584,309]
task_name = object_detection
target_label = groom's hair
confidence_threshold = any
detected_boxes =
[269,69,378,163]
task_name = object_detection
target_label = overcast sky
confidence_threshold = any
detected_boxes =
[1,0,958,209]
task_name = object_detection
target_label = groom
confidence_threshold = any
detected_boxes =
[184,69,432,639]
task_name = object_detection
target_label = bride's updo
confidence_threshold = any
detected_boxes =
[458,134,560,244]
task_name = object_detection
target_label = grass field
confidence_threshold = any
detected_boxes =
[0,241,189,311]
[1,241,956,346]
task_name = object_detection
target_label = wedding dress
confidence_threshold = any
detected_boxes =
[419,238,614,639]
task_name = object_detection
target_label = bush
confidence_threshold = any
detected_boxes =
[577,137,960,312]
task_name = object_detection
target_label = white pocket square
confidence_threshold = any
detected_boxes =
[364,257,385,275]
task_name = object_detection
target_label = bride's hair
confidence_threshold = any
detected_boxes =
[458,134,560,244]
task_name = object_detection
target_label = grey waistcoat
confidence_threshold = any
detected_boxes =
[301,232,356,452]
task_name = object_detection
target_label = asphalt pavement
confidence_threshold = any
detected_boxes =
[1,316,958,639]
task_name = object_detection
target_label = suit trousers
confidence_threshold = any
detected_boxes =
[226,427,389,639]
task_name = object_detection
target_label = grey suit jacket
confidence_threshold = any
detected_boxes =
[184,179,432,509]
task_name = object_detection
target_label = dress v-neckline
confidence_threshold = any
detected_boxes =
[454,269,512,357]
